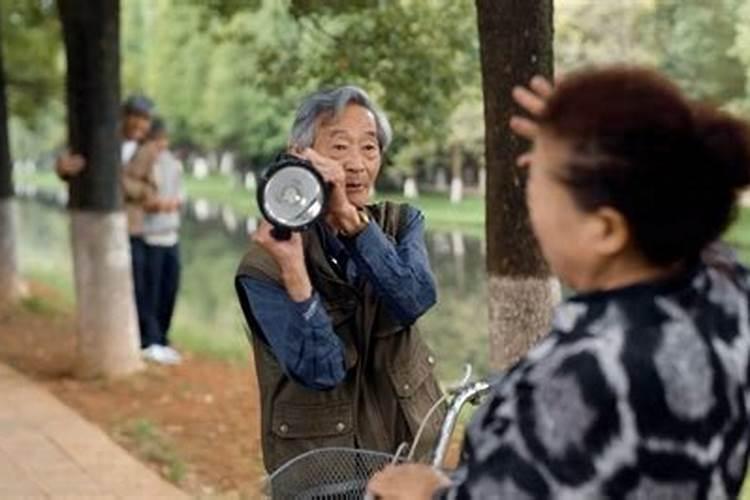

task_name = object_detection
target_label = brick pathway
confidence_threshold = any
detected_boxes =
[0,362,189,499]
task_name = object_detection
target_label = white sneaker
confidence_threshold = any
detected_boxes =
[158,345,182,365]
[141,345,181,365]
[141,345,163,363]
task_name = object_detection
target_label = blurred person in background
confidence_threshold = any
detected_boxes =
[138,116,183,365]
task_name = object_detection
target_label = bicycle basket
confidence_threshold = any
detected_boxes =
[266,447,403,499]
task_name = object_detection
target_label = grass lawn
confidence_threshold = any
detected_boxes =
[724,206,750,257]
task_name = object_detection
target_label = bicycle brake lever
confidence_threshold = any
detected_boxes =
[446,363,473,394]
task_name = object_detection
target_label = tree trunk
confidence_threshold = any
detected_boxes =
[58,0,142,377]
[449,144,463,204]
[403,176,419,199]
[0,10,24,304]
[476,0,560,370]
[0,199,25,304]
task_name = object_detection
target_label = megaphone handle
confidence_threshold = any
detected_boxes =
[270,226,292,241]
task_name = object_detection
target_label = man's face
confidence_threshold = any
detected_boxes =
[123,113,151,142]
[312,104,382,207]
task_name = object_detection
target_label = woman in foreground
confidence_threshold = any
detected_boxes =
[368,66,750,499]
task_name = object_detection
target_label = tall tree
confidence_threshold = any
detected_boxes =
[0,5,24,304]
[475,0,558,370]
[57,0,142,377]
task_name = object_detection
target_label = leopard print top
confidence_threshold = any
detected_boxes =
[439,248,750,499]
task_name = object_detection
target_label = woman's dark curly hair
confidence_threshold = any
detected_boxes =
[540,66,750,265]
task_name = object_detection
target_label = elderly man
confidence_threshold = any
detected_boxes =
[235,85,445,473]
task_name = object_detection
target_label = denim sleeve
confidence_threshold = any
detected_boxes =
[236,276,347,390]
[341,206,437,325]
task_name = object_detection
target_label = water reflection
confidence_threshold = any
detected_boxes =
[16,197,489,382]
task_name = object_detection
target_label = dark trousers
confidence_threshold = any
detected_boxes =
[130,236,150,348]
[142,242,181,347]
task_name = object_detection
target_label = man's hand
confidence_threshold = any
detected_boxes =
[253,220,312,301]
[509,75,555,168]
[366,464,452,500]
[55,151,86,178]
[297,148,362,234]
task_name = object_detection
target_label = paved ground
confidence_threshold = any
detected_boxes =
[0,362,189,499]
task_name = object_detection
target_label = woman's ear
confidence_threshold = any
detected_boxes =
[592,206,630,256]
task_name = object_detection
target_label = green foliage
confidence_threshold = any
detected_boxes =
[1,0,63,121]
[645,0,748,105]
[5,0,750,176]
[122,0,298,164]
[121,0,150,94]
[555,0,750,113]
[186,0,262,20]
[142,0,214,146]
[290,0,378,17]
[255,0,480,148]
[195,7,297,163]
[2,0,64,154]
[729,0,750,115]
[121,0,480,171]
[555,0,657,71]
[9,105,65,160]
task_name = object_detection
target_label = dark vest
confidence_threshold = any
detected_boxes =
[235,202,446,473]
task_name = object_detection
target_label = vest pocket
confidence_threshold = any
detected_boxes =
[388,340,445,448]
[268,400,356,471]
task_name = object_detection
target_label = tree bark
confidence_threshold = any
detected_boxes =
[58,0,142,377]
[0,199,25,303]
[58,0,122,211]
[0,9,24,304]
[476,0,560,370]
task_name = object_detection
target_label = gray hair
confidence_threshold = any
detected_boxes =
[290,85,393,152]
